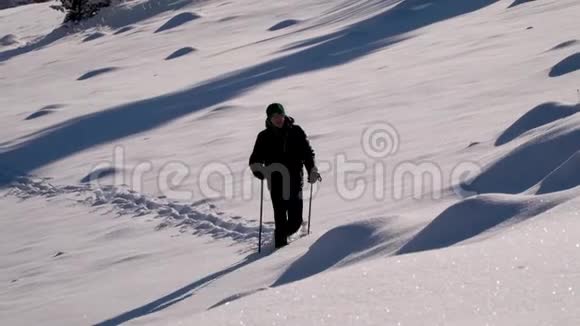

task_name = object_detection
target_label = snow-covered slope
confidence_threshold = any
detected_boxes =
[1,0,580,325]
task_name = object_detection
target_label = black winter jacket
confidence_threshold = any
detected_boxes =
[249,116,315,179]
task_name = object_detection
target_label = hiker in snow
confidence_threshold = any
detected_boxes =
[249,103,321,248]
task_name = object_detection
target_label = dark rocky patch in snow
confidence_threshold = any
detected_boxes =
[496,102,580,146]
[81,167,118,183]
[24,111,53,120]
[467,141,480,148]
[110,253,152,266]
[211,105,235,112]
[165,47,196,60]
[83,31,106,42]
[268,19,300,31]
[549,52,580,77]
[508,0,537,8]
[25,104,64,120]
[549,40,578,51]
[155,12,201,33]
[77,67,119,81]
[0,34,19,47]
[113,25,135,35]
[218,16,238,22]
[198,105,238,120]
[208,288,267,310]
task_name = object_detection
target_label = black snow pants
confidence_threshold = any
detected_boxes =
[267,169,304,247]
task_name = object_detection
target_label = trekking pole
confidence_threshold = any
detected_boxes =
[258,179,264,253]
[307,174,321,235]
[307,183,313,235]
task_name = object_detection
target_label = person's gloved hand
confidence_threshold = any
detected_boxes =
[250,163,265,180]
[308,167,322,184]
[252,170,265,180]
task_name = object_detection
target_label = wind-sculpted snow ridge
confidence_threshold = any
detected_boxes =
[5,176,273,244]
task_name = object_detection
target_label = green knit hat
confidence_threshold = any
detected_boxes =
[266,103,285,118]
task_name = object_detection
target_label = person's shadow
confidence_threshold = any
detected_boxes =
[0,0,497,187]
[93,248,274,326]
